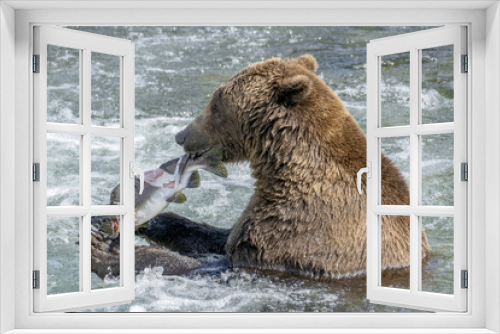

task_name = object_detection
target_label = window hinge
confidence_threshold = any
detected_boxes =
[461,162,468,181]
[33,270,40,289]
[33,54,40,73]
[461,270,468,289]
[461,54,468,73]
[33,163,40,182]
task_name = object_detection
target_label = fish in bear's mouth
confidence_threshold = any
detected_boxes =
[158,145,226,177]
[187,146,214,159]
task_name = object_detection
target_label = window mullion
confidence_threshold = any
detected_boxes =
[365,47,380,297]
[81,48,92,294]
[409,47,420,294]
[121,51,136,296]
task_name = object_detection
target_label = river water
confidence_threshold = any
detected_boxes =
[45,26,454,312]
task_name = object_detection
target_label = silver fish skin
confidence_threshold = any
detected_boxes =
[136,156,213,227]
[114,157,213,229]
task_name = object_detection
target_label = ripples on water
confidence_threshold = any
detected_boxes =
[44,26,455,312]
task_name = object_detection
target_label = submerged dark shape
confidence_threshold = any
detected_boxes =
[91,228,203,280]
[91,213,228,280]
[136,212,230,257]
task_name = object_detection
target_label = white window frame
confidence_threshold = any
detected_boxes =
[366,26,468,312]
[33,25,136,312]
[0,1,499,333]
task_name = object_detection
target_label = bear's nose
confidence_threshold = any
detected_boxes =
[175,128,188,146]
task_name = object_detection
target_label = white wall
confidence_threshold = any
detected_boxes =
[486,2,500,333]
[1,3,497,332]
[0,2,16,334]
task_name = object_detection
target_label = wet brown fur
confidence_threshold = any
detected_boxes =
[177,55,429,279]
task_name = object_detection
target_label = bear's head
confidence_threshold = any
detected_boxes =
[175,55,344,164]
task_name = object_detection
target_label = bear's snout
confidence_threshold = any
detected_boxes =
[174,121,213,154]
[175,127,188,146]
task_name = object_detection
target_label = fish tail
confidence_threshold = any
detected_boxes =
[186,171,201,188]
[167,192,186,204]
[202,160,228,178]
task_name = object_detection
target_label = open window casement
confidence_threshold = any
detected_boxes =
[33,26,138,312]
[364,26,467,312]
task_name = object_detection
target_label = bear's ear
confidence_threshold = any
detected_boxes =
[296,54,318,72]
[278,74,312,106]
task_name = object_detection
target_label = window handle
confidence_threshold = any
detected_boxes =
[357,162,372,195]
[129,162,144,195]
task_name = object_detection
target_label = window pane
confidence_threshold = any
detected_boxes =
[47,133,80,206]
[47,216,80,295]
[91,215,121,290]
[91,136,121,205]
[381,52,410,127]
[421,45,454,124]
[421,217,454,294]
[47,45,80,124]
[91,52,121,127]
[381,137,410,205]
[421,133,454,206]
[380,215,410,290]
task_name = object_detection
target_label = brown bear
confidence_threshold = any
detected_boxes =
[91,54,429,281]
[173,54,430,279]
